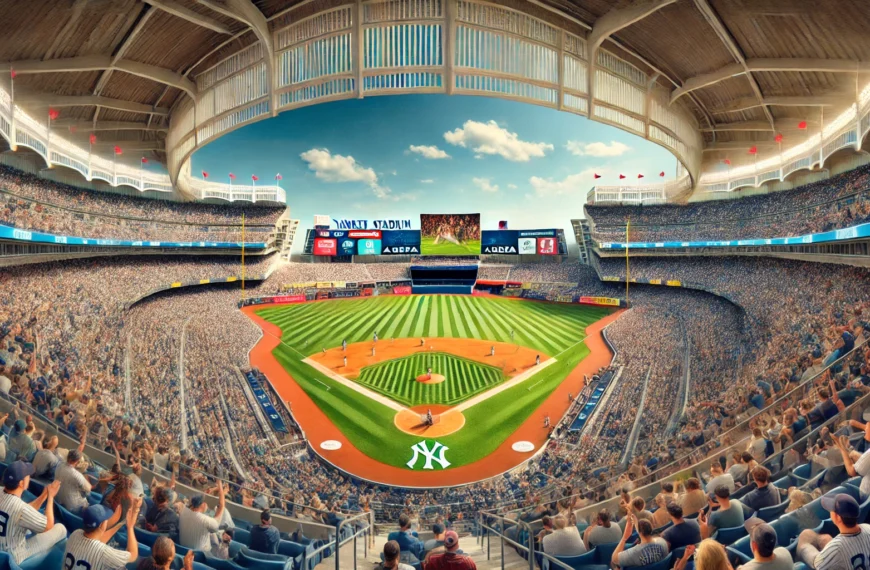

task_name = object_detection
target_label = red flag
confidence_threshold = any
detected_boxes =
[774,134,783,143]
[229,173,236,180]
[619,174,626,179]
[89,133,97,145]
[593,173,601,179]
[637,174,644,179]
[113,146,122,155]
[251,175,259,182]
[9,69,16,80]
[141,157,148,164]
[748,146,757,155]
[48,108,60,121]
[723,159,732,166]
[201,171,209,179]
[275,174,283,180]
[659,171,665,177]
[798,120,807,130]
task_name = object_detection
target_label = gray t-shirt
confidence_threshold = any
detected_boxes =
[617,539,668,568]
[739,547,793,570]
[709,501,744,532]
[588,524,622,547]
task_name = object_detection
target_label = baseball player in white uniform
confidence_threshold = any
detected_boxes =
[0,461,66,564]
[63,500,143,570]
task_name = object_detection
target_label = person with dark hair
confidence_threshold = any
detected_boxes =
[699,486,743,538]
[209,527,234,560]
[179,480,225,552]
[0,462,66,564]
[248,509,280,554]
[425,531,476,570]
[55,448,91,514]
[423,522,446,556]
[612,516,668,569]
[740,518,792,570]
[740,466,781,511]
[137,536,193,570]
[797,494,870,569]
[143,485,179,539]
[376,540,414,570]
[387,513,423,561]
[662,502,701,550]
[583,509,621,549]
[102,473,134,526]
[680,477,707,516]
[63,501,142,570]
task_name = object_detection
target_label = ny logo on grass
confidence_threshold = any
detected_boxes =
[407,440,451,470]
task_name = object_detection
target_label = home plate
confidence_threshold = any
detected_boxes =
[320,440,342,451]
[512,441,535,453]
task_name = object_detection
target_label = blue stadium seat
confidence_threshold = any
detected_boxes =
[756,502,789,522]
[235,547,292,570]
[541,548,607,570]
[18,537,67,570]
[593,542,620,566]
[624,552,672,570]
[712,525,746,546]
[792,463,813,485]
[725,536,753,565]
[196,552,247,570]
[56,503,84,532]
[233,527,251,545]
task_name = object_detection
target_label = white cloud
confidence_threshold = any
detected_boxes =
[507,183,518,189]
[565,140,630,157]
[473,177,499,193]
[420,179,435,184]
[408,145,451,159]
[444,120,553,162]
[529,168,601,197]
[300,148,390,198]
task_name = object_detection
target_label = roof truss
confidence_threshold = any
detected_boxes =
[709,95,851,114]
[143,0,233,34]
[51,120,168,132]
[15,93,169,115]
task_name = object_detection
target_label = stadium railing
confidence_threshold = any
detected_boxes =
[495,334,869,517]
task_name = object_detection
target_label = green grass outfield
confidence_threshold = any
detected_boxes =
[356,352,504,407]
[257,296,612,470]
[420,236,481,256]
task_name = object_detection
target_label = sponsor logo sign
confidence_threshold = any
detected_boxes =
[517,237,536,254]
[537,237,557,255]
[382,245,420,254]
[483,245,517,254]
[356,239,382,255]
[338,239,356,256]
[518,229,557,237]
[348,230,382,239]
[407,440,450,470]
[313,238,337,256]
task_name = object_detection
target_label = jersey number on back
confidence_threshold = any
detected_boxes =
[64,553,92,570]
[0,511,8,537]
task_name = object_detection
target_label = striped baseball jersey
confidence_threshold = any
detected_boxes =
[0,490,48,563]
[813,524,870,570]
[179,507,219,551]
[63,529,130,570]
[54,463,91,512]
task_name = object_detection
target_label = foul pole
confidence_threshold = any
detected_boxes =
[625,216,630,304]
[241,213,246,301]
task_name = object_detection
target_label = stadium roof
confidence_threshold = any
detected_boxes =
[2,0,869,196]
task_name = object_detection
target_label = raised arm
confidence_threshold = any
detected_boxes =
[214,479,226,522]
[611,514,634,568]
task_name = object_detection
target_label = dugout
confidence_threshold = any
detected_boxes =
[410,264,477,294]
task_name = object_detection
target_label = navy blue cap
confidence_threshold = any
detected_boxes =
[82,505,113,530]
[3,461,34,487]
[189,495,205,509]
[821,493,859,519]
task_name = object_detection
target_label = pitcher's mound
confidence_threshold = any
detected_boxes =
[416,373,445,384]
[394,405,465,436]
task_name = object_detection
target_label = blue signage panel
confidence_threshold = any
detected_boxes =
[0,224,267,249]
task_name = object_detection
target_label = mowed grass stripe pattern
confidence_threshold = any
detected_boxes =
[257,295,612,356]
[357,352,503,407]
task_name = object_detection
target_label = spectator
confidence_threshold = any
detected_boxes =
[831,423,870,500]
[674,540,731,570]
[739,518,792,570]
[681,478,707,516]
[582,509,622,549]
[63,501,142,570]
[144,486,180,539]
[248,509,280,554]
[387,513,423,561]
[699,486,743,539]
[424,530,476,570]
[209,528,234,560]
[137,536,194,570]
[542,514,586,556]
[179,481,225,552]
[741,467,781,512]
[705,463,735,494]
[797,494,870,569]
[55,449,92,514]
[662,503,701,551]
[422,522,446,556]
[31,435,61,479]
[376,540,414,570]
[613,516,667,569]
[0,463,66,564]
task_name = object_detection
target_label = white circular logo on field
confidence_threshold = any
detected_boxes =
[320,440,342,451]
[512,441,535,453]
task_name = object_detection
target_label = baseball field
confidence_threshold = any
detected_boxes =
[253,295,613,473]
[419,236,481,255]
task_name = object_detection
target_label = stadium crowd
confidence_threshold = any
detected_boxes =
[0,165,283,243]
[587,164,870,243]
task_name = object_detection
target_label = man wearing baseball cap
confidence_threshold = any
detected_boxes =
[0,461,66,564]
[424,530,476,569]
[739,518,792,569]
[797,493,870,569]
[64,500,142,570]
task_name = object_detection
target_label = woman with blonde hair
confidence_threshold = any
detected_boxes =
[674,539,733,570]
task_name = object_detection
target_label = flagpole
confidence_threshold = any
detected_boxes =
[241,213,246,302]
[625,216,630,305]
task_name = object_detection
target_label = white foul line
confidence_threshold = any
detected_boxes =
[303,357,407,412]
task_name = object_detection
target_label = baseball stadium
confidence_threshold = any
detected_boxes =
[2,1,870,570]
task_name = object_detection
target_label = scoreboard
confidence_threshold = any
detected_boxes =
[313,229,421,256]
[481,229,561,255]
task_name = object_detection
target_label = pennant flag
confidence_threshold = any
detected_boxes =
[251,175,259,181]
[275,174,283,180]
[637,174,644,179]
[201,171,209,179]
[141,157,148,164]
[113,145,122,155]
[619,174,626,179]
[229,173,236,180]
[89,133,97,145]
[774,134,783,143]
[48,108,60,121]
[593,173,601,179]
[723,158,732,166]
[659,171,665,177]
[748,146,758,155]
[798,120,808,130]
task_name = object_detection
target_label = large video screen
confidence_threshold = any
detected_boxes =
[420,213,481,255]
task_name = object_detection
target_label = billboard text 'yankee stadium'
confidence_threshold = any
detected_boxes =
[420,213,481,256]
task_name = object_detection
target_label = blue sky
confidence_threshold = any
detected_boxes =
[192,94,676,242]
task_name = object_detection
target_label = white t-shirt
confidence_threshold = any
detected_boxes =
[0,375,11,394]
[854,447,870,499]
[64,529,130,570]
[179,506,219,551]
[706,473,736,493]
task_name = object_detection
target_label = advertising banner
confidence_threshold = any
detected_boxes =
[517,237,537,254]
[381,230,421,254]
[348,230,382,239]
[271,294,306,304]
[361,288,374,297]
[0,224,267,250]
[505,281,522,288]
[314,214,331,227]
[313,238,336,256]
[393,285,412,295]
[420,213,481,255]
[518,229,557,237]
[333,218,412,230]
[330,290,360,298]
[579,296,621,307]
[537,237,558,255]
[666,280,682,286]
[356,239,382,255]
[315,282,333,289]
[482,230,518,254]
